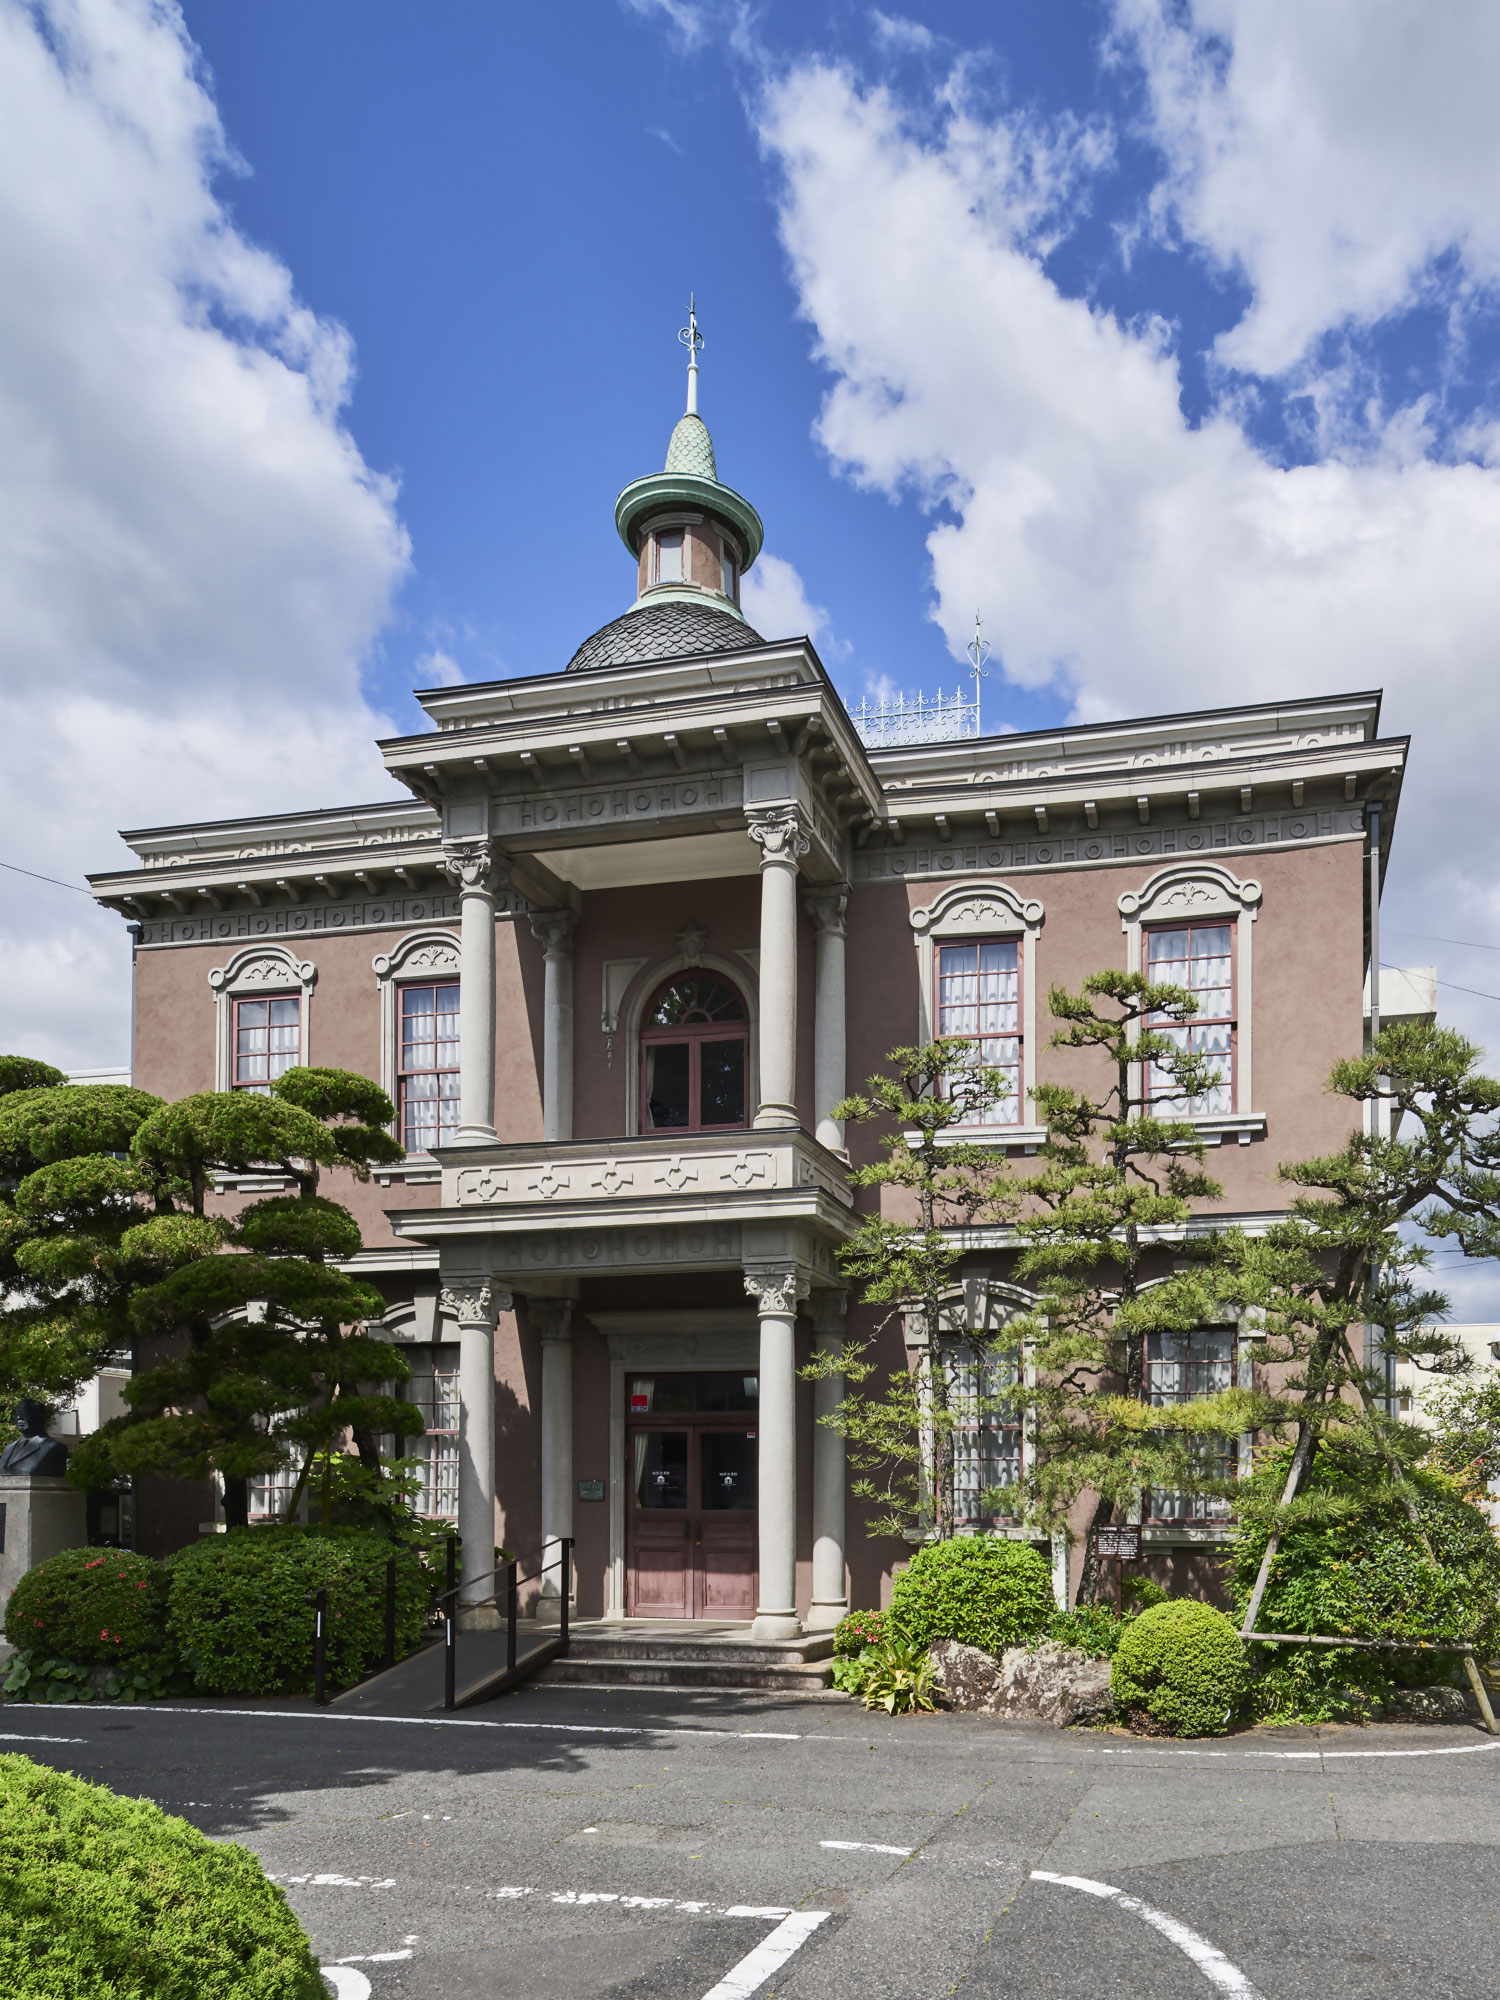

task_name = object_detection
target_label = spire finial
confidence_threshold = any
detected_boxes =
[966,611,990,734]
[678,294,703,416]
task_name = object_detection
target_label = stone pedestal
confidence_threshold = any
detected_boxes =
[0,1475,88,1627]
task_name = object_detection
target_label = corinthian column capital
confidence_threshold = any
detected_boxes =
[742,1264,811,1318]
[529,908,579,957]
[443,839,498,893]
[746,805,811,867]
[441,1280,509,1327]
[803,884,849,935]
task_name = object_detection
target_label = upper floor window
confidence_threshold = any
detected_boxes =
[720,540,737,600]
[1145,924,1233,1113]
[1146,1328,1236,1523]
[654,530,684,584]
[398,982,460,1152]
[937,939,1022,1125]
[641,974,747,1132]
[233,994,300,1092]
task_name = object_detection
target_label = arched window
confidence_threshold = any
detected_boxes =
[640,974,748,1132]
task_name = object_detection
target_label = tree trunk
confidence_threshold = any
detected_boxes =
[222,1474,249,1530]
[1075,1493,1113,1605]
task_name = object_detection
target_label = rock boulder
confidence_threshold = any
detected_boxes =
[929,1638,1113,1725]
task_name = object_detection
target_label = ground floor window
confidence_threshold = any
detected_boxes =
[945,1350,1022,1528]
[248,1453,302,1523]
[1146,1328,1237,1522]
[404,1347,460,1519]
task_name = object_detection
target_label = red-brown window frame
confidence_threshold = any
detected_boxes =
[1143,1327,1238,1524]
[639,974,750,1134]
[1142,921,1236,1112]
[935,936,1024,1128]
[231,991,301,1092]
[397,979,460,1154]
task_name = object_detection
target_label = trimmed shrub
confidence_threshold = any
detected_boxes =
[857,1636,938,1715]
[1111,1600,1247,1737]
[167,1526,428,1696]
[1048,1605,1126,1659]
[833,1609,885,1657]
[887,1537,1055,1655]
[0,1752,322,1999]
[1229,1451,1500,1723]
[4,1549,171,1665]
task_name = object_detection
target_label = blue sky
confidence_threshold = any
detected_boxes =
[6,0,1500,1303]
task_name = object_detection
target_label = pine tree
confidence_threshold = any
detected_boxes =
[804,1039,1020,1541]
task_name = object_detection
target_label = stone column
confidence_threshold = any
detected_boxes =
[747,806,810,1131]
[531,1298,574,1623]
[806,1288,849,1632]
[443,1279,509,1629]
[804,885,849,1155]
[529,909,578,1144]
[743,1261,810,1641]
[444,840,498,1144]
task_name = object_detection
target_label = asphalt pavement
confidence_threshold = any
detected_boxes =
[4,1685,1498,1999]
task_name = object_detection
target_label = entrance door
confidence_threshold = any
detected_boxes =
[625,1374,760,1618]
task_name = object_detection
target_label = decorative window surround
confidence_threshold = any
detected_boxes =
[208,946,316,1093]
[372,930,461,1147]
[910,882,1044,1135]
[1118,865,1261,1126]
[621,950,759,1137]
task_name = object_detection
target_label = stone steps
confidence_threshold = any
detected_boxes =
[564,1632,835,1669]
[535,1654,835,1695]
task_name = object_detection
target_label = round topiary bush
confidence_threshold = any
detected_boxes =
[167,1526,429,1696]
[886,1537,1055,1655]
[1111,1600,1247,1737]
[0,1752,322,1999]
[3,1548,171,1666]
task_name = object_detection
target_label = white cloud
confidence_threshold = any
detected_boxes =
[739,550,844,659]
[414,648,467,688]
[1112,0,1500,377]
[618,0,707,50]
[0,0,409,1070]
[757,59,1500,1093]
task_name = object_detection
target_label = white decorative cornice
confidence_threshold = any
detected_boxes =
[208,946,316,995]
[910,880,1044,936]
[1118,863,1262,923]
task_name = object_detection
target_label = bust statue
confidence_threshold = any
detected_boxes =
[0,1399,70,1478]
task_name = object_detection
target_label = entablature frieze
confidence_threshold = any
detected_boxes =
[438,1128,853,1213]
[854,803,1367,884]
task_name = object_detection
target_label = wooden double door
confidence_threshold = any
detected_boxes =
[627,1421,758,1618]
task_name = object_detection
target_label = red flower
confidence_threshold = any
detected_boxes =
[84,1559,104,1570]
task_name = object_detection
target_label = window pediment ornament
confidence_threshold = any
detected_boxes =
[1118,865,1261,925]
[372,931,460,981]
[209,946,316,995]
[910,881,1045,938]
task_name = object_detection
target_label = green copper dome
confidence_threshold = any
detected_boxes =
[665,413,717,481]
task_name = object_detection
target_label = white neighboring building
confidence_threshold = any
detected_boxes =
[1395,1327,1500,1528]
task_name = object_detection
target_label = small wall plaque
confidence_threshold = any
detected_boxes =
[577,1479,605,1502]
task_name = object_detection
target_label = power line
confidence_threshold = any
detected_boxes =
[0,858,93,897]
[1382,962,1500,1007]
[1384,925,1500,956]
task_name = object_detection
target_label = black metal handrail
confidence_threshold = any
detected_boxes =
[309,1533,459,1707]
[434,1538,574,1711]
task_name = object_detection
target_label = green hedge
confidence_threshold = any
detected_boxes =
[887,1537,1055,1654]
[167,1526,429,1695]
[4,1549,171,1666]
[0,1753,323,1999]
[1111,1600,1247,1737]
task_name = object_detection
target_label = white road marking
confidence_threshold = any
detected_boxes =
[820,1839,913,1855]
[699,1911,832,2000]
[1031,1872,1264,1999]
[31,1703,1500,1760]
[270,1874,396,1889]
[490,1885,794,1917]
[333,1951,413,1964]
[321,1972,371,2000]
[0,1730,85,1743]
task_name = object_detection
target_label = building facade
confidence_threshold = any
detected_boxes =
[89,366,1414,1631]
